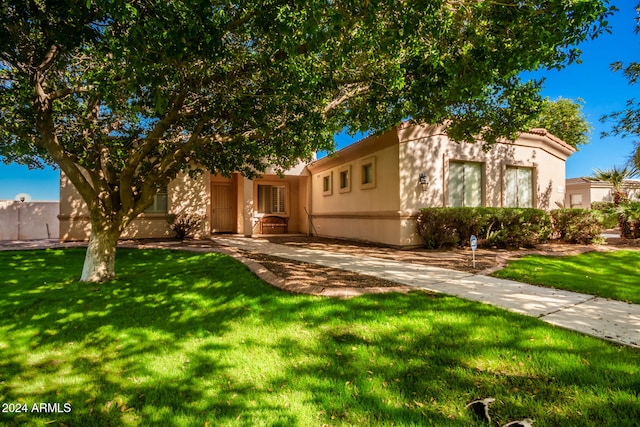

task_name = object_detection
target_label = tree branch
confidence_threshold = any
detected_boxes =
[323,84,369,116]
[49,84,93,101]
[37,44,60,73]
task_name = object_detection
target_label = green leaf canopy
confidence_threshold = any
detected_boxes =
[0,0,614,280]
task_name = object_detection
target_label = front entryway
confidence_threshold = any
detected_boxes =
[211,183,234,233]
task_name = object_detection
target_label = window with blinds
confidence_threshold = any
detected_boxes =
[505,166,533,208]
[145,186,168,213]
[447,161,482,207]
[258,185,286,214]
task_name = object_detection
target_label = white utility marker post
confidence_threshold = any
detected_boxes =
[470,235,478,269]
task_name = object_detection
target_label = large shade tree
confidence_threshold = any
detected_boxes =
[527,97,592,149]
[1,0,613,282]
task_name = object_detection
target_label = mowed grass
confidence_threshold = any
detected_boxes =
[1,249,639,427]
[493,250,640,304]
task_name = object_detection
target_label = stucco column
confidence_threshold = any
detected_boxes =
[243,177,254,236]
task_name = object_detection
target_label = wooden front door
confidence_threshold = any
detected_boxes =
[211,183,233,233]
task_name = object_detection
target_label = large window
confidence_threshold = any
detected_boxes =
[505,166,533,208]
[258,185,286,214]
[145,186,168,213]
[448,161,482,207]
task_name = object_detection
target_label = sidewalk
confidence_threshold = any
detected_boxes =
[211,236,640,349]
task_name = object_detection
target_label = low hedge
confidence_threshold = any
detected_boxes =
[416,207,552,249]
[549,209,604,244]
[417,207,612,248]
[591,201,615,211]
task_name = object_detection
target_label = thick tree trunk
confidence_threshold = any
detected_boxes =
[80,225,121,282]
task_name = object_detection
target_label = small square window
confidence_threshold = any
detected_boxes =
[360,157,376,189]
[322,172,333,196]
[570,194,583,208]
[339,165,351,193]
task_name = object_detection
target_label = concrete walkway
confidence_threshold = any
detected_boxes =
[3,237,639,349]
[211,236,640,349]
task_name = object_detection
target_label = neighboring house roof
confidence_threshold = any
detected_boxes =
[566,177,640,189]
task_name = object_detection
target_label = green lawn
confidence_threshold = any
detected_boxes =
[1,248,639,426]
[493,250,640,304]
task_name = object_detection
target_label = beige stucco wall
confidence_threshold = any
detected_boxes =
[590,186,615,204]
[565,178,640,208]
[307,131,403,245]
[399,125,571,211]
[0,201,60,240]
[308,124,574,247]
[396,125,572,245]
[565,179,598,208]
[59,171,210,241]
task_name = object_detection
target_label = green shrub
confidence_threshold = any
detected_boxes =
[591,201,618,228]
[166,213,203,240]
[415,208,459,248]
[591,201,614,211]
[489,208,552,248]
[549,209,604,244]
[416,207,551,249]
[617,202,640,239]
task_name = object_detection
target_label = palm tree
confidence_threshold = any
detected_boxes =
[591,165,639,237]
[591,165,638,206]
[633,143,640,172]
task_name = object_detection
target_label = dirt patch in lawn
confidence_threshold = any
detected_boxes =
[240,251,406,290]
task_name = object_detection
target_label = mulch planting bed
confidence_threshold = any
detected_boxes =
[239,235,640,291]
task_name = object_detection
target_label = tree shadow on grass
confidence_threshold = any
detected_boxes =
[1,249,639,426]
[266,292,640,426]
[0,248,300,426]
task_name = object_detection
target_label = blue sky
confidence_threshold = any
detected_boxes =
[1,0,638,201]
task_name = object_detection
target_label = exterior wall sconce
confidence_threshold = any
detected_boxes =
[418,172,428,192]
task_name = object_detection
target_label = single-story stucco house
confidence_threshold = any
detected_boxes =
[59,122,574,247]
[565,177,640,208]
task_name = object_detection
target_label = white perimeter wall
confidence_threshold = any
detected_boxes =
[0,201,60,240]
